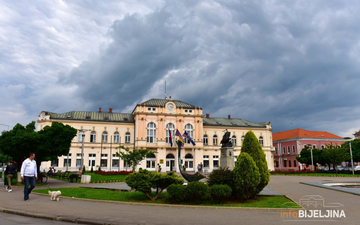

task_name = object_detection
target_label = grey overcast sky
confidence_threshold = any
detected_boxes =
[1,0,360,137]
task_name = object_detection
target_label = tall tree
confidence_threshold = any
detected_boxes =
[240,130,270,194]
[341,139,360,162]
[322,143,349,174]
[0,122,38,170]
[296,146,327,170]
[0,121,77,173]
[116,145,155,171]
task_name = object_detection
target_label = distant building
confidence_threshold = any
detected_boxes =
[38,98,275,172]
[273,128,344,171]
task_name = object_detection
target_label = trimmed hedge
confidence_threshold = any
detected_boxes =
[207,167,235,193]
[167,184,186,203]
[209,184,232,203]
[185,181,209,204]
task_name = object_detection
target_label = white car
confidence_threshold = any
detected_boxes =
[354,166,360,171]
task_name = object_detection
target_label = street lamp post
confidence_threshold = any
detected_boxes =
[350,141,354,175]
[78,129,91,170]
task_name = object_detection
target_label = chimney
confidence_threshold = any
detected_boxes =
[109,108,113,113]
[228,115,231,119]
[206,114,209,118]
[99,107,102,112]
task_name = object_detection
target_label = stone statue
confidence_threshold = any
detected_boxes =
[221,129,232,148]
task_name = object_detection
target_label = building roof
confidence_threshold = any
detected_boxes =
[137,98,199,109]
[44,111,134,123]
[273,128,342,141]
[203,117,269,128]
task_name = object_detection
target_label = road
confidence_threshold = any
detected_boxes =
[0,212,75,225]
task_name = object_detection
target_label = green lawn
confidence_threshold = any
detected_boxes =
[49,172,127,183]
[33,187,300,208]
[271,173,360,177]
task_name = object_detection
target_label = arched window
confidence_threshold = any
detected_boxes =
[232,136,236,146]
[287,146,290,154]
[102,131,108,143]
[114,132,120,143]
[166,123,175,144]
[241,136,245,145]
[203,135,208,145]
[292,145,295,152]
[125,132,130,143]
[78,131,84,142]
[213,135,218,146]
[90,131,96,143]
[147,122,156,143]
[184,124,193,144]
[146,153,156,169]
[259,136,263,146]
[185,153,193,169]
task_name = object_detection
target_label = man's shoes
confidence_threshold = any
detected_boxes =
[8,189,12,192]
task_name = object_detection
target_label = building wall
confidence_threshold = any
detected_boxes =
[273,138,345,171]
[39,101,274,172]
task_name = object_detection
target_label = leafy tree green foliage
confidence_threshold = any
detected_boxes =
[82,165,86,174]
[296,146,326,169]
[116,146,155,171]
[322,143,349,174]
[342,139,360,162]
[125,169,183,201]
[185,181,209,204]
[0,121,77,173]
[167,184,186,203]
[233,152,260,199]
[207,167,235,194]
[90,166,94,173]
[240,130,270,194]
[209,185,232,203]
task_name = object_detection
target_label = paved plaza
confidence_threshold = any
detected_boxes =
[0,176,359,224]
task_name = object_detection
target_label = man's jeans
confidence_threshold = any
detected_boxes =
[24,176,35,200]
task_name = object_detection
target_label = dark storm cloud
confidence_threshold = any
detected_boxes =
[59,0,360,136]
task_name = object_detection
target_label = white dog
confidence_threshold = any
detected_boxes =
[48,190,61,201]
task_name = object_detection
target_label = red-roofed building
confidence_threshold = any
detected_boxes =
[273,128,345,171]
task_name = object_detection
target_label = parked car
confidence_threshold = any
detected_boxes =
[354,166,360,171]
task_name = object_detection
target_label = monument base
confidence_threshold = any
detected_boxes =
[220,147,235,170]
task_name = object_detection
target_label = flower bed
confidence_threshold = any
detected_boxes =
[94,171,133,175]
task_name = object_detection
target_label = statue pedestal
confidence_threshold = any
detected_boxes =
[220,147,235,170]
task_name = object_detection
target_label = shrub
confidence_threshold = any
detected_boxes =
[82,165,86,174]
[240,130,270,194]
[90,166,93,173]
[209,184,232,203]
[125,169,184,201]
[185,181,209,204]
[207,167,235,193]
[233,152,260,199]
[167,184,186,203]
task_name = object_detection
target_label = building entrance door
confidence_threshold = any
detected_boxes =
[166,153,175,171]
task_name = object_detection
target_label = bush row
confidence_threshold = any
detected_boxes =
[94,171,133,175]
[167,182,232,204]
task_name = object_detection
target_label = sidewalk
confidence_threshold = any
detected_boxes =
[0,178,285,225]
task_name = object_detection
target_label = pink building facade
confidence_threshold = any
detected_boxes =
[273,129,345,171]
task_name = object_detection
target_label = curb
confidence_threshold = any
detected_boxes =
[0,207,115,225]
[32,192,300,211]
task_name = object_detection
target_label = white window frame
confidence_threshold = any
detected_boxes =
[102,131,108,143]
[292,145,295,153]
[125,132,131,143]
[78,131,84,142]
[203,135,208,145]
[232,136,236,146]
[287,146,290,154]
[166,123,175,144]
[213,135,218,146]
[259,136,263,146]
[184,124,193,144]
[114,132,120,143]
[90,131,96,143]
[147,122,156,143]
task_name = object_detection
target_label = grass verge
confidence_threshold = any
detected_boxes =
[49,172,127,183]
[33,187,300,208]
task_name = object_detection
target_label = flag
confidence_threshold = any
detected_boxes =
[175,129,184,144]
[183,131,196,146]
[168,128,173,147]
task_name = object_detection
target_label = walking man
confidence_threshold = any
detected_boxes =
[5,160,16,192]
[20,153,37,201]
